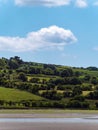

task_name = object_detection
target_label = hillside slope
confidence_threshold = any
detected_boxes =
[0,56,98,109]
[0,87,44,101]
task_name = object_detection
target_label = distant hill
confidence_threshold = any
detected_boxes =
[0,56,98,109]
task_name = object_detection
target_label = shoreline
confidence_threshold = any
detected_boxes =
[0,109,98,118]
[0,110,98,130]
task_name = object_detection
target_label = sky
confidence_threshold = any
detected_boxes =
[0,0,98,67]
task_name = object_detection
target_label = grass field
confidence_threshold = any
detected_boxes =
[0,87,44,101]
[0,109,98,114]
[82,91,92,96]
[73,68,98,77]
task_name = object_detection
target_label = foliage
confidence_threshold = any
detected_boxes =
[0,56,98,109]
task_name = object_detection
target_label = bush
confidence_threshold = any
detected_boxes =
[63,91,72,97]
[82,84,92,91]
[67,100,81,108]
[72,95,85,102]
[87,91,98,99]
[67,100,89,109]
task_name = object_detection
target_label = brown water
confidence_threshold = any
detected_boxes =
[0,118,98,130]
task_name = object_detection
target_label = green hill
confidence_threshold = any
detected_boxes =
[1,56,98,109]
[0,87,44,101]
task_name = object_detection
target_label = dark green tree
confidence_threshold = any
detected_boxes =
[18,72,27,82]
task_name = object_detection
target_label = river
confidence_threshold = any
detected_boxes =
[0,117,98,130]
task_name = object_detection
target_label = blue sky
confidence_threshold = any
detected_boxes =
[0,0,98,67]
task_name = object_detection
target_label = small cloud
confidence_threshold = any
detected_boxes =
[15,0,71,7]
[1,0,90,8]
[75,0,88,8]
[93,1,98,6]
[61,53,77,59]
[0,25,77,52]
[93,47,98,51]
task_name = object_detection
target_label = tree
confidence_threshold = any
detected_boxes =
[29,78,40,83]
[87,91,98,99]
[8,59,19,69]
[67,100,81,108]
[72,95,85,102]
[70,77,81,85]
[41,90,63,100]
[95,102,98,108]
[14,56,23,64]
[90,77,98,85]
[0,100,4,106]
[18,72,27,82]
[87,66,98,71]
[60,68,73,77]
[82,84,92,91]
[63,91,72,97]
[29,84,39,94]
[44,68,54,75]
[72,86,82,96]
[84,75,91,82]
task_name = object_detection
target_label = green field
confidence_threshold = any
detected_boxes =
[0,109,98,114]
[0,87,44,101]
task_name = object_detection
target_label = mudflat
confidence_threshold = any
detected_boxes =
[0,122,98,130]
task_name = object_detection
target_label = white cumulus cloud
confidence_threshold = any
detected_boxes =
[15,0,71,7]
[0,26,77,52]
[75,0,88,8]
[2,0,98,8]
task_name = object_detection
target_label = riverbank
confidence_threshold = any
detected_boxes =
[0,110,98,130]
[0,109,98,114]
[0,109,98,118]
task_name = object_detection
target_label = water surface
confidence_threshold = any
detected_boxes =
[0,117,98,123]
[0,117,98,130]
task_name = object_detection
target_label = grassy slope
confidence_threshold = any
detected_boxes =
[0,87,44,101]
[73,68,98,77]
